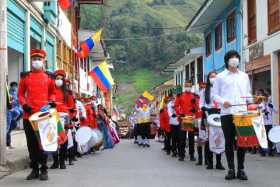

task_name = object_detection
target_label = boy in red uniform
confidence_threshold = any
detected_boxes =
[18,49,55,181]
[159,96,171,154]
[174,80,200,161]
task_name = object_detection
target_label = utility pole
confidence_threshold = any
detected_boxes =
[0,0,8,165]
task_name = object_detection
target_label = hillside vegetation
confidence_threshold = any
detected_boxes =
[80,0,204,111]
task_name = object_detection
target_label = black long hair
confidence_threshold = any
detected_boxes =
[205,71,217,105]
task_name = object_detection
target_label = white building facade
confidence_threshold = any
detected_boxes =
[243,0,280,123]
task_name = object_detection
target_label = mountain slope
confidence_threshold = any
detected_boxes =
[80,0,204,111]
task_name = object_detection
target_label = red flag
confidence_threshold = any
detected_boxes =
[59,0,73,9]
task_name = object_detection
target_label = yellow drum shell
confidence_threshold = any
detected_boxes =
[233,111,259,126]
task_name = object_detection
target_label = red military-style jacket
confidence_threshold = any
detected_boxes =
[54,86,75,113]
[18,70,55,119]
[83,103,98,129]
[160,105,170,132]
[174,91,200,118]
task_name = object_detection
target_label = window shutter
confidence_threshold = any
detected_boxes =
[247,0,256,43]
[268,0,280,34]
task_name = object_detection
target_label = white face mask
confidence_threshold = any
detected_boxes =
[184,87,192,92]
[228,57,239,68]
[55,79,63,87]
[209,78,216,84]
[32,60,44,70]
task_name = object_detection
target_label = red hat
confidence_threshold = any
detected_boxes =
[65,79,71,85]
[54,70,66,77]
[31,49,46,58]
[199,82,206,87]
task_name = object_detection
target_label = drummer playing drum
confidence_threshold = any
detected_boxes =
[212,50,252,181]
[18,49,56,181]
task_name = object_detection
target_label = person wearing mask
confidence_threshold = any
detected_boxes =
[259,89,276,157]
[200,71,225,170]
[212,50,252,180]
[196,82,207,166]
[7,82,23,149]
[167,94,180,157]
[50,70,75,169]
[18,49,56,181]
[174,80,200,161]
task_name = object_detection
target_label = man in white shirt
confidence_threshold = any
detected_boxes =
[212,50,251,181]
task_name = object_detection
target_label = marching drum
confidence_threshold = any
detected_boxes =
[29,109,58,152]
[207,114,225,154]
[268,126,280,143]
[233,111,259,147]
[76,127,92,154]
[181,115,194,132]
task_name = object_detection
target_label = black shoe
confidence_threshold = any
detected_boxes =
[196,161,202,166]
[269,152,275,157]
[145,144,150,148]
[50,163,59,169]
[166,151,171,155]
[225,170,236,180]
[260,153,266,157]
[216,164,225,170]
[162,147,167,151]
[26,170,39,180]
[178,157,184,161]
[138,143,143,147]
[39,172,48,181]
[206,165,213,170]
[134,140,138,144]
[237,170,248,180]
[190,155,196,162]
[69,160,74,166]
[60,162,66,169]
[172,153,177,158]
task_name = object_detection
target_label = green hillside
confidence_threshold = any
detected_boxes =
[80,0,204,111]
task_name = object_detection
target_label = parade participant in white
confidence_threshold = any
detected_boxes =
[212,50,252,181]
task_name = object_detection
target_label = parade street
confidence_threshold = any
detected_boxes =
[0,140,279,187]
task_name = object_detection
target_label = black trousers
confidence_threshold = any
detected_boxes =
[205,141,222,166]
[23,119,48,172]
[138,123,151,139]
[164,131,172,152]
[221,115,246,170]
[197,145,207,163]
[170,125,180,155]
[178,128,194,158]
[52,140,68,165]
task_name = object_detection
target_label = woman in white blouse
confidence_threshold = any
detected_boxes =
[199,71,225,170]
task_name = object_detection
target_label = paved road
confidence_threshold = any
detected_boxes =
[0,140,279,187]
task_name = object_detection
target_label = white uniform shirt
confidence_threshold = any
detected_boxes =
[212,69,252,115]
[167,100,179,125]
[260,101,277,125]
[199,89,217,109]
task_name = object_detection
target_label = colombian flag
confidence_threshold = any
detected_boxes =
[76,29,103,58]
[89,61,114,93]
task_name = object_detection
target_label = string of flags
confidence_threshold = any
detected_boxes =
[134,91,155,108]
